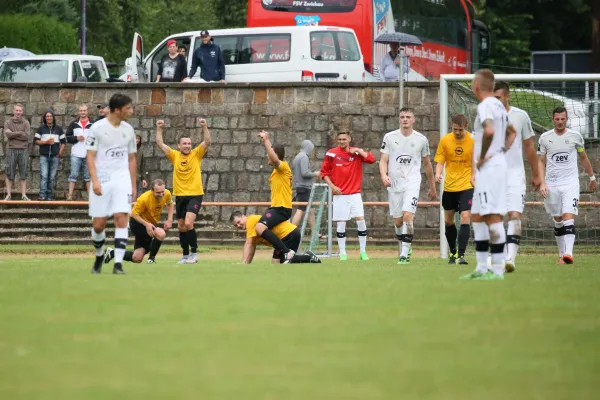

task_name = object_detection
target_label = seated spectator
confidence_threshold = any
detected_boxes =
[34,110,66,200]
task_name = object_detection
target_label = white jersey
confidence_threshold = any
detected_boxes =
[86,118,137,182]
[506,106,535,183]
[380,129,430,192]
[537,128,584,187]
[473,96,509,168]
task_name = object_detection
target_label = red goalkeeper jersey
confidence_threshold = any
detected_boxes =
[320,147,375,195]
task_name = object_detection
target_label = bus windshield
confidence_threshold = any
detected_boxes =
[261,0,357,13]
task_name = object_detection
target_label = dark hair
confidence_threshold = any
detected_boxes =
[475,69,495,92]
[151,179,165,189]
[337,131,351,137]
[451,114,468,127]
[399,107,414,115]
[494,80,510,93]
[273,144,285,160]
[552,106,568,118]
[229,210,243,222]
[178,45,186,51]
[109,93,133,112]
[178,134,192,144]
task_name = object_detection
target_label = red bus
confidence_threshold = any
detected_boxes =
[247,0,490,80]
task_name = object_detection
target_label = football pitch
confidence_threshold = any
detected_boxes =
[0,248,599,399]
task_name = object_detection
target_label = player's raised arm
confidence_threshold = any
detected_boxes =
[241,237,257,264]
[257,130,281,168]
[199,118,211,152]
[155,120,171,156]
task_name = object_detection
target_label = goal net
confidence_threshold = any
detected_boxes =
[440,73,600,257]
[297,183,335,257]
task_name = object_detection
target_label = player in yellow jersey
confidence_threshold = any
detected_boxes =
[104,179,174,265]
[156,118,211,264]
[434,114,475,264]
[229,211,321,264]
[255,130,296,263]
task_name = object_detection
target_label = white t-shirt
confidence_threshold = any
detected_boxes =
[380,129,430,192]
[505,106,535,183]
[86,118,137,182]
[537,128,584,187]
[473,96,508,168]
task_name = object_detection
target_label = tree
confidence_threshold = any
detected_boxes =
[214,0,247,29]
[593,0,600,73]
[0,14,78,54]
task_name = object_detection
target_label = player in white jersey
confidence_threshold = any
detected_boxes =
[462,69,516,281]
[538,106,597,264]
[379,107,437,264]
[88,94,138,275]
[493,81,540,272]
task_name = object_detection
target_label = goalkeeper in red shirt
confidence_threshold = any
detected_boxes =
[320,131,376,260]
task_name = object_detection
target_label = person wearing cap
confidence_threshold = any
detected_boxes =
[95,103,109,122]
[156,39,188,82]
[187,30,225,82]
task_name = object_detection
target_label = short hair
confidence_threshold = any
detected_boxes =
[178,45,186,51]
[399,107,414,115]
[109,93,133,112]
[273,144,285,160]
[337,131,351,137]
[78,104,88,110]
[451,114,468,127]
[474,69,495,92]
[552,106,568,118]
[229,210,243,222]
[14,103,23,110]
[151,179,165,189]
[494,80,510,93]
[178,134,191,144]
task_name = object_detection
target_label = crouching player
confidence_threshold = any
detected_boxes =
[105,179,174,265]
[230,211,321,264]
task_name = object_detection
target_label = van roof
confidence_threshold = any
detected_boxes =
[165,25,356,39]
[0,54,106,63]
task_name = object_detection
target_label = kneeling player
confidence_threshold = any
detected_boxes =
[105,179,174,265]
[230,211,321,264]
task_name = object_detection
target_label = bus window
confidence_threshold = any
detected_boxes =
[261,0,357,13]
[240,34,291,63]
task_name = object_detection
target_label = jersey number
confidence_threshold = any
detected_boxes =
[478,192,488,204]
[573,198,579,208]
[411,197,418,207]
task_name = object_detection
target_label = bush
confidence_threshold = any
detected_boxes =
[0,14,78,55]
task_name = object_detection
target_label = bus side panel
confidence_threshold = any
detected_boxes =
[404,42,468,79]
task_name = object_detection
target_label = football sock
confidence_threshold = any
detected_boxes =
[187,229,198,254]
[400,221,414,258]
[336,221,347,255]
[395,224,403,256]
[356,219,367,253]
[458,224,470,257]
[124,251,134,262]
[260,229,290,253]
[472,222,490,274]
[445,223,457,255]
[91,228,105,257]
[149,239,163,260]
[114,227,128,264]
[489,222,506,276]
[179,231,190,256]
[563,219,575,255]
[506,219,521,261]
[554,220,566,257]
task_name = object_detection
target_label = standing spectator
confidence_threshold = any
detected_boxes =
[187,31,225,82]
[380,43,410,82]
[156,40,188,82]
[178,45,187,59]
[3,103,31,200]
[291,140,323,237]
[95,103,109,122]
[65,104,92,200]
[136,134,148,197]
[34,110,66,201]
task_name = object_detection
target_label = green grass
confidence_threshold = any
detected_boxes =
[1,253,600,399]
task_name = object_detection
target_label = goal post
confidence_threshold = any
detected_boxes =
[298,183,334,258]
[439,73,600,259]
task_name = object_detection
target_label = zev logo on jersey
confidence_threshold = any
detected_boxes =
[395,154,413,164]
[105,147,126,159]
[552,152,570,163]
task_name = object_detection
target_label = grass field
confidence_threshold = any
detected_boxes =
[1,249,599,399]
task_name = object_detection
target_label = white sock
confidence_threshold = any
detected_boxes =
[489,221,506,276]
[395,225,403,256]
[400,222,413,257]
[506,219,521,262]
[554,220,565,257]
[356,219,367,253]
[336,221,347,255]
[472,222,490,274]
[114,227,129,264]
[563,219,575,255]
[91,228,105,257]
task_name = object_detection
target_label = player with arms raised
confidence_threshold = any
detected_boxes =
[493,81,540,272]
[538,106,597,264]
[321,131,375,261]
[380,107,437,264]
[88,94,137,275]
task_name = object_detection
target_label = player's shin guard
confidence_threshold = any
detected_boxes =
[179,231,190,256]
[563,219,576,256]
[472,222,490,274]
[91,228,106,257]
[187,229,198,254]
[506,219,521,261]
[260,230,290,253]
[336,221,347,255]
[395,225,404,256]
[400,221,414,258]
[458,224,470,257]
[114,227,128,264]
[356,219,367,253]
[148,239,163,260]
[445,223,457,255]
[489,222,506,276]
[554,220,566,257]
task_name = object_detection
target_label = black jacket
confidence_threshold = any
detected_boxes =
[65,118,93,144]
[34,110,66,157]
[158,54,187,82]
[188,42,225,81]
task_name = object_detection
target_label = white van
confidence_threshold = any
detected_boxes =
[124,26,365,83]
[0,55,109,83]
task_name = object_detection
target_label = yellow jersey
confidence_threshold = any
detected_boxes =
[434,132,474,192]
[269,161,293,208]
[167,145,205,196]
[132,189,173,225]
[245,214,296,247]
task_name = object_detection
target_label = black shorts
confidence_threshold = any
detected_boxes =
[293,187,311,211]
[175,195,203,220]
[442,189,474,212]
[130,219,152,252]
[272,228,301,262]
[258,207,292,229]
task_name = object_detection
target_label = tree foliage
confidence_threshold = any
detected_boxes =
[0,13,78,55]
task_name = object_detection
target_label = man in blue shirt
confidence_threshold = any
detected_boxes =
[187,30,225,82]
[380,43,410,82]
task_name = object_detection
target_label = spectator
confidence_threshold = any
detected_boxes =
[187,30,225,82]
[95,103,109,122]
[380,43,410,82]
[65,104,92,200]
[156,39,188,82]
[3,103,31,201]
[34,110,66,200]
[136,134,148,197]
[291,140,324,238]
[178,45,187,59]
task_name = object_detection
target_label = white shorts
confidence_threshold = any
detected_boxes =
[506,183,526,214]
[332,193,364,221]
[472,165,507,216]
[388,187,420,218]
[544,184,580,217]
[88,178,133,218]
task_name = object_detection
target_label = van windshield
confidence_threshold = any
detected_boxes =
[0,60,69,82]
